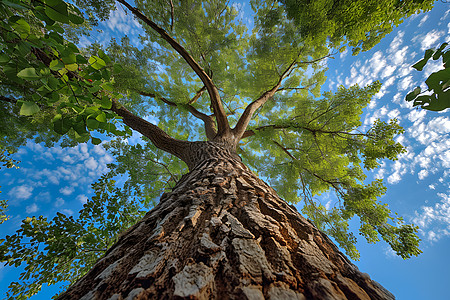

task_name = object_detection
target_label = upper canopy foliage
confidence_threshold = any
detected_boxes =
[0,0,435,298]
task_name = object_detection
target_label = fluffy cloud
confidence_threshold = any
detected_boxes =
[76,194,88,204]
[26,203,39,214]
[418,169,428,180]
[104,5,142,46]
[55,198,65,207]
[418,30,445,51]
[397,76,413,91]
[412,192,450,242]
[8,185,33,201]
[59,186,75,196]
[61,209,74,216]
[85,157,98,170]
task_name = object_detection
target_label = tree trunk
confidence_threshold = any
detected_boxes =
[58,143,394,300]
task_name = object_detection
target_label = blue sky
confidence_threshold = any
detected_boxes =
[1,1,449,299]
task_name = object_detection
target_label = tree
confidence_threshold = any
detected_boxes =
[273,0,435,55]
[0,0,433,298]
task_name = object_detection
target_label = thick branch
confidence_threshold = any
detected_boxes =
[137,89,217,140]
[0,95,18,105]
[15,45,192,162]
[116,0,230,135]
[233,60,298,140]
[234,53,333,141]
[111,100,190,161]
[242,124,370,139]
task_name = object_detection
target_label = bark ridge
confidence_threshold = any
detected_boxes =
[58,143,395,300]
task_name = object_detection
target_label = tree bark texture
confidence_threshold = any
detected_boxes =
[58,142,394,300]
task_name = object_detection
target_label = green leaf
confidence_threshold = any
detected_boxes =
[68,13,84,24]
[49,59,64,71]
[17,68,40,80]
[405,87,421,101]
[45,0,69,23]
[52,114,71,135]
[2,0,27,10]
[88,56,106,70]
[0,53,10,65]
[98,49,111,64]
[86,118,99,130]
[412,48,434,71]
[61,53,76,64]
[65,63,78,71]
[100,97,112,109]
[76,55,88,64]
[74,132,90,142]
[113,63,123,73]
[20,102,40,116]
[432,43,449,60]
[95,112,106,122]
[425,68,450,92]
[91,137,102,145]
[12,19,30,37]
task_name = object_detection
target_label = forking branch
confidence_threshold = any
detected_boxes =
[116,0,230,136]
[233,53,333,141]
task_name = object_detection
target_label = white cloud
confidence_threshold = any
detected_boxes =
[59,186,75,196]
[76,194,88,204]
[420,30,445,51]
[407,109,427,124]
[412,192,450,242]
[441,9,450,22]
[61,209,74,216]
[418,15,429,27]
[85,157,99,170]
[409,116,450,145]
[340,48,348,60]
[106,6,142,35]
[418,169,428,180]
[387,108,401,120]
[35,191,51,203]
[429,184,436,190]
[381,65,396,79]
[391,46,409,66]
[389,31,404,53]
[8,185,33,200]
[387,172,402,184]
[398,76,413,91]
[26,203,39,214]
[55,198,65,207]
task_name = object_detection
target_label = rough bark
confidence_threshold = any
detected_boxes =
[58,142,394,300]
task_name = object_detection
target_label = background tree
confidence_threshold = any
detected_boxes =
[0,0,435,298]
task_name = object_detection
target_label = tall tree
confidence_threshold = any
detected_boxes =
[0,0,433,298]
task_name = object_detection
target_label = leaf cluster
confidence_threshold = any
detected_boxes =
[0,171,146,299]
[256,0,435,55]
[405,42,450,111]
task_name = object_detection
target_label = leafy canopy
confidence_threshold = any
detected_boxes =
[0,0,433,298]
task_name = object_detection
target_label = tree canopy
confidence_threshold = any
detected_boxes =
[0,0,435,298]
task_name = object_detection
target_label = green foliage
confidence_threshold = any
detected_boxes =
[0,149,19,225]
[405,42,450,111]
[256,0,435,55]
[0,172,147,299]
[0,0,130,149]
